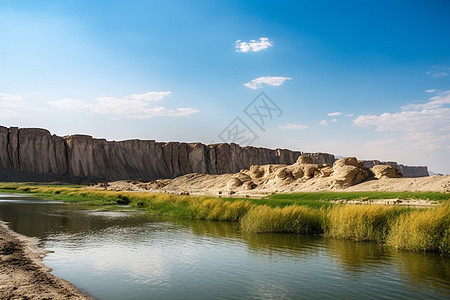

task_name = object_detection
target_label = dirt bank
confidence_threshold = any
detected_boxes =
[0,222,92,300]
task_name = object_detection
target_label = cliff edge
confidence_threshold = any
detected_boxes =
[0,126,429,183]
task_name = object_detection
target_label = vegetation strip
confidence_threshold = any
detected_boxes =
[0,183,449,253]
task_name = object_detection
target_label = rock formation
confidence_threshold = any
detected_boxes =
[371,165,403,179]
[362,160,428,178]
[0,126,429,183]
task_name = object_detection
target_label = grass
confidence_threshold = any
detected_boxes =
[387,202,450,252]
[0,183,449,253]
[240,205,324,234]
[326,205,408,242]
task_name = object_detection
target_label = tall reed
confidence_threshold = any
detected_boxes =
[326,205,405,242]
[240,205,324,234]
[386,203,450,253]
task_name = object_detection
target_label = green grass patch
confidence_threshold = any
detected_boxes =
[266,191,450,203]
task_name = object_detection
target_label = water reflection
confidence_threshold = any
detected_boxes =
[325,238,392,271]
[0,195,449,299]
[395,252,450,296]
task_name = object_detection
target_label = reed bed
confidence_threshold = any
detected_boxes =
[326,205,406,242]
[387,203,450,253]
[0,183,448,253]
[240,205,324,234]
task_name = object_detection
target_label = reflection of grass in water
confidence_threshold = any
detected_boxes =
[394,251,450,296]
[0,183,448,253]
[175,219,241,239]
[325,238,390,271]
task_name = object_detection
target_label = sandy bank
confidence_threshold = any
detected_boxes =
[0,222,92,300]
[99,175,450,198]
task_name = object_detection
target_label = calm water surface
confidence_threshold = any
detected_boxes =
[0,194,449,299]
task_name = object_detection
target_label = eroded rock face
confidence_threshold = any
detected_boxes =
[371,165,403,179]
[0,126,429,182]
[0,126,307,182]
[0,127,68,175]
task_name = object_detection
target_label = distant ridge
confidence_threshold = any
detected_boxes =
[0,126,428,183]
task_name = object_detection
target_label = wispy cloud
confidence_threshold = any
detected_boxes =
[0,93,26,108]
[345,113,354,117]
[320,120,328,126]
[327,112,341,116]
[279,123,308,130]
[128,91,172,101]
[244,76,292,89]
[0,93,27,119]
[425,89,438,93]
[354,90,450,151]
[330,118,338,122]
[49,91,199,119]
[235,37,273,53]
[426,65,449,78]
[401,90,450,110]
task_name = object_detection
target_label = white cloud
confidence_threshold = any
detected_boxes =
[279,123,308,129]
[345,113,354,117]
[401,90,450,110]
[244,76,292,89]
[128,91,171,101]
[235,37,273,53]
[319,120,328,126]
[330,118,338,122]
[49,91,198,119]
[327,112,341,116]
[426,65,449,78]
[354,90,450,153]
[431,72,448,78]
[0,93,24,102]
[425,89,438,93]
[0,93,26,108]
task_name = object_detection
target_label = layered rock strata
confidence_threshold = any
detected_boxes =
[0,126,429,182]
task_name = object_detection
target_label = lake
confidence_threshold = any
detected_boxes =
[0,193,448,299]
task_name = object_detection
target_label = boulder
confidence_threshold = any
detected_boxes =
[332,157,370,187]
[371,165,403,179]
[296,155,314,164]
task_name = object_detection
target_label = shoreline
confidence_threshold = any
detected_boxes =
[0,221,93,299]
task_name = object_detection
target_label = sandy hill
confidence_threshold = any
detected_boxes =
[98,155,450,196]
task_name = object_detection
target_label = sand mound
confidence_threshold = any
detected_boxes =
[95,155,450,196]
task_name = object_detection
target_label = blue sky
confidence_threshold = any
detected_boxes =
[1,0,449,173]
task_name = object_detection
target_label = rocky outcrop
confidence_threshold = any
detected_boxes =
[331,157,370,188]
[0,126,429,183]
[363,160,429,178]
[219,155,372,193]
[371,165,403,179]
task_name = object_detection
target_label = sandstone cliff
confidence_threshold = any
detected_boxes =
[0,126,428,182]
